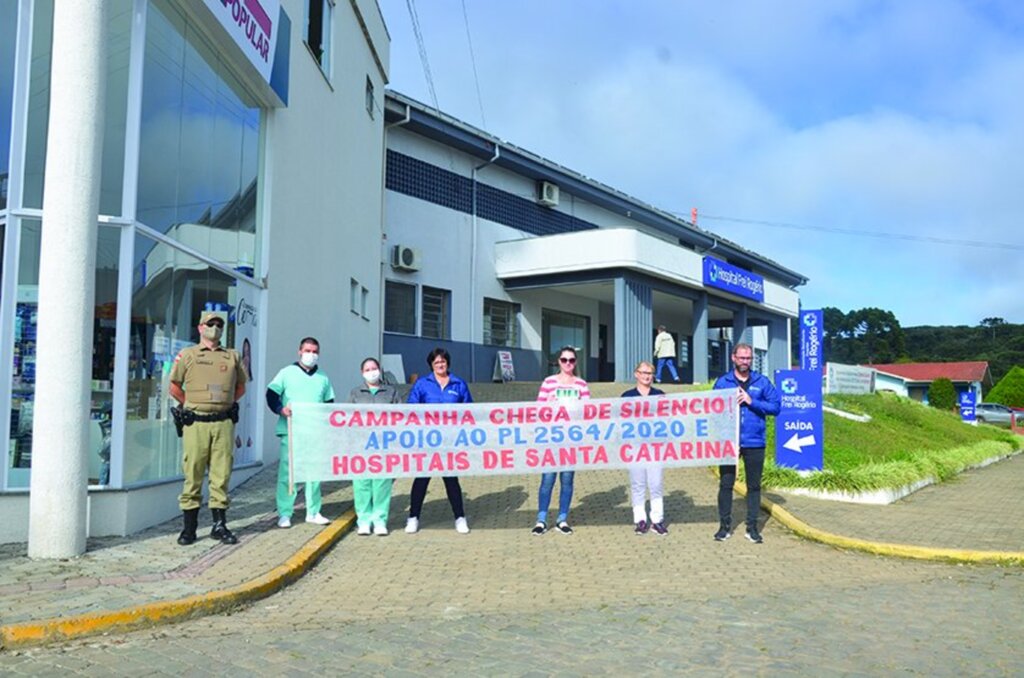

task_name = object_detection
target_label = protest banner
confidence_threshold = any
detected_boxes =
[288,391,740,483]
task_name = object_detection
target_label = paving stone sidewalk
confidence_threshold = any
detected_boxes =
[1,408,1021,633]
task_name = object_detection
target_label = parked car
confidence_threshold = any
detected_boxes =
[975,402,1015,428]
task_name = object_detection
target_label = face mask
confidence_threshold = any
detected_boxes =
[202,325,223,341]
[300,352,319,368]
[362,369,381,384]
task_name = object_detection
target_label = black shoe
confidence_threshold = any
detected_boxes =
[531,521,547,536]
[634,520,649,535]
[177,508,199,546]
[745,526,763,544]
[650,522,668,536]
[555,521,574,535]
[713,521,731,541]
[210,508,239,545]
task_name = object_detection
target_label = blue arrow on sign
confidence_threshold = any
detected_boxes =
[774,369,824,471]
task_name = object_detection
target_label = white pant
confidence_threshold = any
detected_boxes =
[628,466,664,523]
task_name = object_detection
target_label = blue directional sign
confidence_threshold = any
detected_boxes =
[959,391,976,424]
[774,369,823,471]
[800,309,824,371]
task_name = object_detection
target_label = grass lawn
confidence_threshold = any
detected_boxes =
[759,392,1021,493]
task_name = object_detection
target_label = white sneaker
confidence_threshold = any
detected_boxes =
[305,513,330,525]
[356,523,371,536]
[455,517,470,534]
[373,523,389,536]
[405,517,419,534]
[277,516,292,529]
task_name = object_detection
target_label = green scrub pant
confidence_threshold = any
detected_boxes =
[180,419,234,510]
[352,478,393,528]
[277,435,322,519]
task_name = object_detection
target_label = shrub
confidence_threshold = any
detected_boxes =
[986,366,1024,407]
[927,377,957,410]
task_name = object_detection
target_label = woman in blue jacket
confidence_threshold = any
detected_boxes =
[404,347,472,535]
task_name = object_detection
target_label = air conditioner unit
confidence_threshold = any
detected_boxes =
[391,245,422,272]
[537,181,560,207]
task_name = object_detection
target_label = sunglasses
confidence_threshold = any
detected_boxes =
[205,320,224,328]
[559,357,576,364]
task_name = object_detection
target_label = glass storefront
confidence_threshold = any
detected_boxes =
[7,220,120,489]
[0,0,17,211]
[137,0,260,273]
[22,0,132,216]
[2,1,265,492]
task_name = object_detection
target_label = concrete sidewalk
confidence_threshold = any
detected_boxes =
[2,435,1022,649]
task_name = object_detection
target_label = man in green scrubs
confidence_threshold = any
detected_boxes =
[266,337,335,527]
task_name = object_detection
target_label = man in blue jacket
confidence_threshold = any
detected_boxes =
[712,343,780,544]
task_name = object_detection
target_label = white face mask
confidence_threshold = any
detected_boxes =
[362,369,381,384]
[300,351,319,368]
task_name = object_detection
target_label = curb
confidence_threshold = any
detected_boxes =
[730,477,1024,567]
[0,509,356,650]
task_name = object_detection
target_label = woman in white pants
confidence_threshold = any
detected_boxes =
[621,361,668,535]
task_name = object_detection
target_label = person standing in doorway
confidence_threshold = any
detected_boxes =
[654,325,680,383]
[405,348,472,535]
[169,310,248,546]
[349,357,401,536]
[621,361,668,535]
[712,342,780,544]
[532,345,591,536]
[266,337,335,528]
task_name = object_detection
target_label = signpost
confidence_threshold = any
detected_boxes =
[774,369,824,471]
[800,309,824,371]
[959,391,977,425]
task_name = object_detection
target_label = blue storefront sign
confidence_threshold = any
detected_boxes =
[774,369,824,471]
[702,257,765,303]
[800,309,824,371]
[959,391,976,424]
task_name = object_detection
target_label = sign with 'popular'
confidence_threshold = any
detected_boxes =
[288,393,741,482]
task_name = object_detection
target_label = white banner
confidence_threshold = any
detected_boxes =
[289,391,741,482]
[826,362,875,395]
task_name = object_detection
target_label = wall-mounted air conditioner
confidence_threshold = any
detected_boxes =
[391,245,422,272]
[537,181,560,207]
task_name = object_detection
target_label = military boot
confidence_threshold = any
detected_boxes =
[177,508,199,546]
[210,508,239,545]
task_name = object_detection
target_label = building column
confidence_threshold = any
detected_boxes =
[768,315,791,378]
[691,292,709,383]
[28,1,108,559]
[614,277,652,382]
[732,304,750,346]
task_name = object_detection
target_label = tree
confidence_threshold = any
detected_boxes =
[822,306,906,365]
[927,378,957,411]
[980,317,1006,341]
[986,366,1024,407]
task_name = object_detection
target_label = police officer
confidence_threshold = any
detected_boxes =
[169,310,248,546]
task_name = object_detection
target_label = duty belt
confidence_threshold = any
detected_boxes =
[171,402,239,437]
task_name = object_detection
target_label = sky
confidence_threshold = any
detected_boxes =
[378,0,1024,328]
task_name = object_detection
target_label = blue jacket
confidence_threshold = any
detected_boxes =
[713,370,780,448]
[407,373,474,404]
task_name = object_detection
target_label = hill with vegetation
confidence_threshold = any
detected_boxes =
[761,392,1020,493]
[903,320,1024,387]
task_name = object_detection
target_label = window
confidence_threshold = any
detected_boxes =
[365,76,375,118]
[422,286,451,340]
[351,278,369,319]
[306,0,333,75]
[484,298,520,347]
[384,281,416,334]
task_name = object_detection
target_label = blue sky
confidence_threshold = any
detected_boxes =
[379,0,1024,327]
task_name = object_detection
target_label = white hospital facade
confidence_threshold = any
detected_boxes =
[0,0,805,544]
